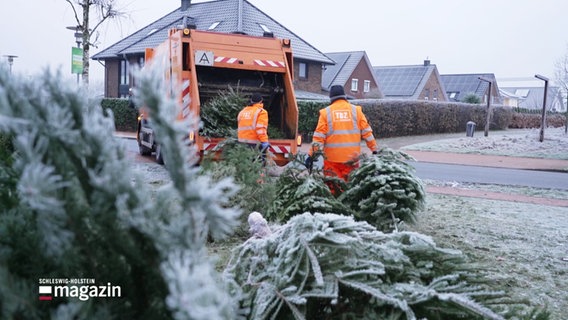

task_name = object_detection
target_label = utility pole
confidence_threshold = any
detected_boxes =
[535,74,549,142]
[478,77,492,137]
[3,55,18,74]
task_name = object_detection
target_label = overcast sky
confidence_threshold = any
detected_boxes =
[1,0,567,89]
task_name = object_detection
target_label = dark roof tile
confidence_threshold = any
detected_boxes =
[93,0,333,64]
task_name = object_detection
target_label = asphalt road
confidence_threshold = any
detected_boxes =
[408,161,568,191]
[120,138,568,190]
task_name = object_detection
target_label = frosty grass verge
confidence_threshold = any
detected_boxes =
[398,127,568,318]
[401,127,568,160]
[132,127,568,319]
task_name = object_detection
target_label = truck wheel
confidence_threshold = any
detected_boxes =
[138,132,152,156]
[155,144,165,165]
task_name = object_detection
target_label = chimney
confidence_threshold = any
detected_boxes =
[424,59,431,66]
[181,0,191,11]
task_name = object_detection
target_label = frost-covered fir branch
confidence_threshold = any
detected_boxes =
[0,65,241,319]
[340,148,427,232]
[225,212,514,319]
[266,164,351,222]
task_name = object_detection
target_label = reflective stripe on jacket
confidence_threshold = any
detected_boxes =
[237,103,269,144]
[310,99,377,163]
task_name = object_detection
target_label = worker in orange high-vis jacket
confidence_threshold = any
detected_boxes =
[237,93,270,161]
[306,85,378,183]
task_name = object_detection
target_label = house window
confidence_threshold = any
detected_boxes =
[120,60,128,85]
[424,89,430,100]
[433,89,438,101]
[259,24,271,33]
[119,60,130,97]
[351,79,358,92]
[138,56,144,67]
[364,80,370,93]
[299,62,307,79]
[208,22,221,30]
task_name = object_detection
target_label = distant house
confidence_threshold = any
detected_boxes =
[373,60,448,101]
[500,86,566,112]
[499,89,523,108]
[322,51,383,99]
[92,0,334,98]
[441,73,501,104]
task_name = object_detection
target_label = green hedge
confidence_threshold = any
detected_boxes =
[101,98,138,132]
[106,96,565,138]
[298,99,514,141]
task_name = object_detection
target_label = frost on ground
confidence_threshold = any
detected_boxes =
[130,127,568,318]
[407,194,568,319]
[402,127,568,160]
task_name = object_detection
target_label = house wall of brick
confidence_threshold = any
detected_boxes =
[293,60,323,93]
[418,71,448,102]
[346,59,382,99]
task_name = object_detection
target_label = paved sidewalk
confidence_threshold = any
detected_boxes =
[426,185,568,207]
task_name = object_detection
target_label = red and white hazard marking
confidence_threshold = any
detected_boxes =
[254,60,286,68]
[214,56,239,64]
[269,145,290,154]
[203,143,218,151]
[181,79,191,118]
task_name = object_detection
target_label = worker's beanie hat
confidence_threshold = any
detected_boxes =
[329,85,346,102]
[250,93,263,104]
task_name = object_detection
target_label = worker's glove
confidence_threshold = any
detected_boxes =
[260,142,270,152]
[372,150,378,155]
[304,156,313,169]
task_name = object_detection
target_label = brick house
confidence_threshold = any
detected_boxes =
[92,0,333,98]
[322,51,383,100]
[373,60,448,101]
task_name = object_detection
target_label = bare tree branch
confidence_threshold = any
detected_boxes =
[65,0,82,27]
[64,0,127,86]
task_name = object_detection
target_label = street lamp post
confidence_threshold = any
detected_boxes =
[534,74,549,142]
[66,26,83,84]
[3,55,18,74]
[478,77,492,137]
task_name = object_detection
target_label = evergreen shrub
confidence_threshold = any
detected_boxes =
[297,100,326,142]
[101,98,138,132]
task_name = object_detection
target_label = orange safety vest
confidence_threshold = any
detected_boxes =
[310,99,377,163]
[237,103,269,144]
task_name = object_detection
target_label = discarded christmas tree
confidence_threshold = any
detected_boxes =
[266,158,351,222]
[225,212,510,319]
[200,86,246,138]
[0,65,240,319]
[340,148,426,232]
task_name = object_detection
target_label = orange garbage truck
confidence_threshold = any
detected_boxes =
[136,25,300,166]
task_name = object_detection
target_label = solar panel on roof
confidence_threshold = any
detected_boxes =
[376,67,427,96]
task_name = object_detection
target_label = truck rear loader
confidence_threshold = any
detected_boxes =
[136,25,300,166]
